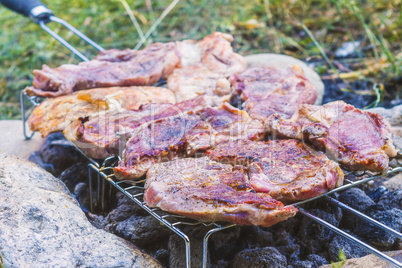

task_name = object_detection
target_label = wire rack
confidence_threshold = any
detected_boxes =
[87,154,402,268]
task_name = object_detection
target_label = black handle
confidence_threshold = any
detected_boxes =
[0,0,53,23]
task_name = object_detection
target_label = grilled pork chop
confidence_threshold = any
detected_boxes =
[28,86,175,137]
[114,113,212,180]
[206,139,344,201]
[267,101,397,173]
[64,96,208,159]
[230,66,317,122]
[196,102,265,144]
[168,32,246,102]
[27,42,180,97]
[144,157,298,227]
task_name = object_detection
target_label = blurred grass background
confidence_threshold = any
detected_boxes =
[0,0,400,119]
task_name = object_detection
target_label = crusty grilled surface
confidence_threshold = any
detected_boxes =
[64,96,208,160]
[267,101,397,173]
[114,114,213,180]
[195,102,265,144]
[28,86,175,138]
[168,32,246,102]
[26,42,180,97]
[230,66,317,122]
[144,157,298,227]
[206,139,344,202]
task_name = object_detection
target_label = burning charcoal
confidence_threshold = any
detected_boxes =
[32,133,86,176]
[209,226,242,262]
[289,260,316,268]
[306,254,329,267]
[328,232,369,261]
[368,186,389,202]
[298,209,340,254]
[112,215,172,247]
[153,249,169,267]
[232,247,287,268]
[106,191,147,221]
[378,190,402,210]
[338,188,375,229]
[354,204,402,249]
[73,182,90,213]
[273,230,301,262]
[241,226,274,248]
[58,162,88,193]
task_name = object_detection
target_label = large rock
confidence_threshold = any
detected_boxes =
[0,120,43,159]
[320,250,402,268]
[0,154,161,268]
[245,53,325,105]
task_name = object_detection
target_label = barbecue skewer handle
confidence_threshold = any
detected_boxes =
[0,0,53,23]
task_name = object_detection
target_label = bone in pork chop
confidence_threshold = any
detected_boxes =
[168,32,246,102]
[230,66,317,122]
[266,101,397,173]
[64,96,207,159]
[27,42,180,97]
[114,114,213,180]
[28,86,175,137]
[144,157,298,227]
[206,139,344,202]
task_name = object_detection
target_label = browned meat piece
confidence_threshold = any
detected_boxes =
[266,101,397,173]
[167,66,232,102]
[114,114,213,180]
[195,102,265,144]
[206,139,344,202]
[28,86,175,137]
[64,96,208,159]
[144,157,298,227]
[168,32,246,102]
[27,42,180,97]
[230,66,317,122]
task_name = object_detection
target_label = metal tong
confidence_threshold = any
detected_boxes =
[0,0,104,61]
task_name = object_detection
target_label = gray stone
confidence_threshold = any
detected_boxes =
[382,173,402,191]
[328,232,369,261]
[245,53,325,105]
[320,250,402,268]
[0,154,161,268]
[232,247,287,268]
[0,120,44,159]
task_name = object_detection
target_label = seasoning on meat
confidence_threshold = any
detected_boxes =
[206,139,344,202]
[266,101,397,173]
[144,157,298,227]
[28,86,175,137]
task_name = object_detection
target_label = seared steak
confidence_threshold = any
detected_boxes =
[196,102,265,144]
[144,157,298,227]
[114,114,212,180]
[230,66,317,122]
[266,101,397,173]
[28,86,175,137]
[168,32,246,102]
[64,96,208,159]
[27,42,180,97]
[206,139,344,201]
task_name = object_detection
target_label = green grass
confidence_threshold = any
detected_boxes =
[0,0,400,119]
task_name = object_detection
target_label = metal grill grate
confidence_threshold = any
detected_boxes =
[88,156,402,268]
